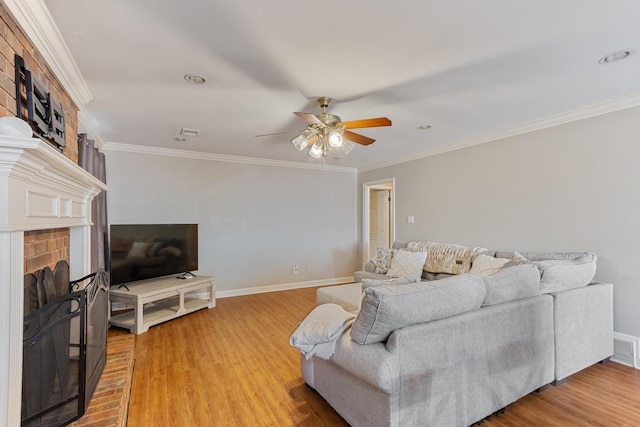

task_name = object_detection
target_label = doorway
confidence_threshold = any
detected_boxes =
[362,178,395,267]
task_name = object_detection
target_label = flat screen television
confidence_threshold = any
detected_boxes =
[109,224,198,286]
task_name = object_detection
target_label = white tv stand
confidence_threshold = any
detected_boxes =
[109,275,215,334]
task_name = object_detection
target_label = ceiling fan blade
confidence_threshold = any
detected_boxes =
[344,130,375,146]
[294,112,325,126]
[342,117,392,129]
[255,130,299,137]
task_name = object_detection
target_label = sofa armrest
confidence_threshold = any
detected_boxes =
[364,260,376,273]
[327,332,399,395]
[551,282,613,382]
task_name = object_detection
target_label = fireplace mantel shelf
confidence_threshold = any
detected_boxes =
[0,135,107,232]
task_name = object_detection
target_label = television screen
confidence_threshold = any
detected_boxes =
[109,224,198,286]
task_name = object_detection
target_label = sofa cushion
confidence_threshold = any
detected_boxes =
[495,251,597,294]
[361,277,413,289]
[350,274,486,345]
[407,241,487,274]
[469,254,510,276]
[534,254,597,294]
[385,250,427,281]
[480,264,540,306]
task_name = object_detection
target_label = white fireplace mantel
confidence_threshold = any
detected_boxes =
[0,134,107,426]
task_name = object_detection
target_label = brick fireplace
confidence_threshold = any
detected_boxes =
[0,134,106,426]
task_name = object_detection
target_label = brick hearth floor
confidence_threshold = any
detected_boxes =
[69,332,135,427]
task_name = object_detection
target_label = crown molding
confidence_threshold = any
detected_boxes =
[102,142,357,174]
[358,92,640,173]
[2,0,92,107]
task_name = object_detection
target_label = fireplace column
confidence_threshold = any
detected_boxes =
[0,134,106,426]
[0,231,24,426]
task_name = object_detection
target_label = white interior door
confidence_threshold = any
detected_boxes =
[362,178,395,267]
[369,190,390,258]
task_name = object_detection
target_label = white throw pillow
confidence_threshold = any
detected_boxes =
[470,254,510,276]
[385,250,427,281]
[289,303,356,360]
[126,241,152,258]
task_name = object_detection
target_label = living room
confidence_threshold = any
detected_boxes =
[2,1,640,426]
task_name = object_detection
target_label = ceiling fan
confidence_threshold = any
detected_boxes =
[256,97,392,158]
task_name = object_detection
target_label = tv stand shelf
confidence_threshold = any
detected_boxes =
[109,275,215,334]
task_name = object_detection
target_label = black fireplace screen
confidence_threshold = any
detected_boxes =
[22,261,109,427]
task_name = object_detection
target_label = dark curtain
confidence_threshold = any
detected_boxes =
[78,134,109,271]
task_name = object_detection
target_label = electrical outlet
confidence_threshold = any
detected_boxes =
[293,265,299,274]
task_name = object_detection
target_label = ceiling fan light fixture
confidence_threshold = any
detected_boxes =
[327,129,344,148]
[291,133,309,151]
[341,140,355,156]
[309,142,323,158]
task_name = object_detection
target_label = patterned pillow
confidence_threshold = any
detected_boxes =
[469,254,510,276]
[407,241,487,274]
[385,250,427,281]
[373,248,395,274]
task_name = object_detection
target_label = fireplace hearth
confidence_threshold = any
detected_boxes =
[22,262,109,427]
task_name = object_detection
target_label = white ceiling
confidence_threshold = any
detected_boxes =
[35,0,640,169]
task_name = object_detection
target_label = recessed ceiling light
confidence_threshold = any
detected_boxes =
[417,124,432,130]
[184,74,207,84]
[173,137,187,142]
[598,50,631,64]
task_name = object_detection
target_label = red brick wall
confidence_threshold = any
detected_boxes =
[24,228,70,273]
[0,4,80,274]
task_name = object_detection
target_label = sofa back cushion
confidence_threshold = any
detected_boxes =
[495,251,597,294]
[479,264,540,306]
[350,274,486,345]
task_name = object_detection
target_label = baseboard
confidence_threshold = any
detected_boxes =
[612,332,640,368]
[216,277,355,299]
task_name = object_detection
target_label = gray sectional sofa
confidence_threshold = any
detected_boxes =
[298,242,613,427]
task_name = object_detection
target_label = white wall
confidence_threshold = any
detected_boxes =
[105,149,357,293]
[358,105,640,338]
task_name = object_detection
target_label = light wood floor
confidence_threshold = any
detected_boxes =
[118,286,640,426]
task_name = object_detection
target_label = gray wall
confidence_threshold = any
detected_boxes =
[105,150,357,293]
[359,105,640,337]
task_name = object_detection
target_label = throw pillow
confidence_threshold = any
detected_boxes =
[289,303,356,360]
[406,241,488,274]
[385,250,427,281]
[469,254,510,276]
[373,248,395,274]
[158,246,182,257]
[126,241,152,258]
[504,251,531,267]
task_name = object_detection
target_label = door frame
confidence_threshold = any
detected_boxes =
[362,178,395,268]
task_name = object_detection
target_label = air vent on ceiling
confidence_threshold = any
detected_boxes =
[180,128,200,137]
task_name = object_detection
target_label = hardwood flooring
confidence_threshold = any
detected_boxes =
[122,286,640,426]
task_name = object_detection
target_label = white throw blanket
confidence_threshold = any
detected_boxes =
[289,303,356,360]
